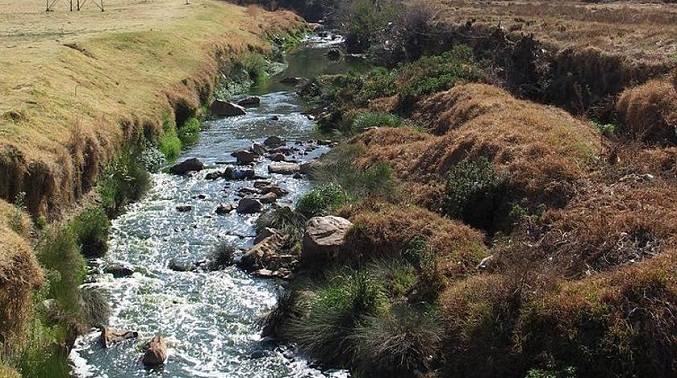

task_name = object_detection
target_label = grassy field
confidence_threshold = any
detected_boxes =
[433,0,677,64]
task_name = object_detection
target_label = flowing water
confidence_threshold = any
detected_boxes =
[71,34,355,378]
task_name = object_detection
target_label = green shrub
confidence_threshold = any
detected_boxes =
[398,45,483,108]
[353,305,443,376]
[369,259,417,299]
[14,318,71,378]
[404,237,445,303]
[351,111,402,134]
[296,184,352,218]
[207,241,236,271]
[177,117,201,147]
[240,53,269,86]
[525,366,577,378]
[442,157,506,231]
[69,206,110,258]
[98,149,151,218]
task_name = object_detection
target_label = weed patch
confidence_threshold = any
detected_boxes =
[296,184,352,218]
[98,149,151,218]
[177,117,201,147]
[351,111,402,134]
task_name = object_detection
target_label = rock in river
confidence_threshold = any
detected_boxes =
[268,162,301,175]
[210,99,246,117]
[302,216,353,266]
[176,205,192,212]
[231,150,256,165]
[169,158,204,175]
[215,203,234,215]
[237,198,263,214]
[263,136,285,148]
[104,263,135,278]
[142,335,168,367]
[237,96,261,108]
[238,232,288,272]
[100,327,138,348]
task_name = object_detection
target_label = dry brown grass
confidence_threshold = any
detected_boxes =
[433,0,677,65]
[615,79,677,146]
[338,202,488,279]
[0,0,302,217]
[354,84,601,217]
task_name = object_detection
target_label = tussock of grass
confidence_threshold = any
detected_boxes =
[296,184,352,218]
[351,111,403,134]
[615,79,677,146]
[340,202,487,279]
[98,148,151,218]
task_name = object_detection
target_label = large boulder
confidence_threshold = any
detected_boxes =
[100,327,138,348]
[210,99,246,117]
[251,143,267,156]
[142,335,168,367]
[231,150,256,165]
[237,96,261,108]
[237,198,263,214]
[169,158,204,175]
[238,232,289,272]
[268,162,301,175]
[224,167,255,180]
[302,216,353,266]
[263,136,285,148]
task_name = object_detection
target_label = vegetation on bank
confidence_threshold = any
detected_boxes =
[261,10,677,376]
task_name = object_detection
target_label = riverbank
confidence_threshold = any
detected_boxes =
[0,0,304,375]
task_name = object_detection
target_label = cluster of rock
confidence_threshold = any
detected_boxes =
[237,215,353,280]
[208,96,261,118]
[99,328,167,367]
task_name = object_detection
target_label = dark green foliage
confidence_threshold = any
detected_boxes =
[296,184,352,218]
[525,366,577,378]
[78,286,110,328]
[442,157,506,231]
[98,148,151,218]
[351,111,402,134]
[69,205,110,258]
[404,237,445,303]
[177,117,201,147]
[353,305,443,377]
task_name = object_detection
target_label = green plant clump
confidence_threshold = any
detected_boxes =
[177,117,201,147]
[351,111,403,134]
[442,157,506,231]
[158,118,181,161]
[296,184,352,218]
[68,205,111,258]
[98,149,151,218]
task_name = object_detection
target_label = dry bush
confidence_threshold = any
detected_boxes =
[615,79,677,146]
[339,202,488,279]
[495,180,677,279]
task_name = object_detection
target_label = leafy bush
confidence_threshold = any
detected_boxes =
[352,111,402,134]
[178,117,201,147]
[398,45,484,108]
[98,149,151,218]
[239,53,269,86]
[296,184,352,218]
[69,205,110,258]
[442,157,506,231]
[353,305,443,377]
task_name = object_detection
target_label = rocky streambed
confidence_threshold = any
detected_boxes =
[70,34,353,378]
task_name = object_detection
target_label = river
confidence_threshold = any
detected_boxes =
[70,34,355,378]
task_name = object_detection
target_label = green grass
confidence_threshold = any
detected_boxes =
[158,118,182,161]
[69,205,110,258]
[177,117,201,147]
[296,184,352,218]
[98,148,151,218]
[351,111,402,134]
